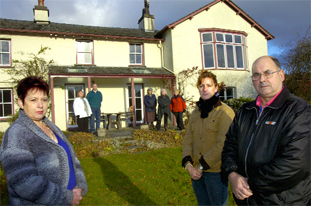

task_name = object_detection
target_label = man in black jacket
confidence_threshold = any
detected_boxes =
[221,56,310,205]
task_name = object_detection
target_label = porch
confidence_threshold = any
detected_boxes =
[49,65,175,131]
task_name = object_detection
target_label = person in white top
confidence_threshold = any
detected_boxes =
[73,90,92,132]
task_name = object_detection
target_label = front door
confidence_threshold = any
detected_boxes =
[65,85,84,128]
[127,84,144,124]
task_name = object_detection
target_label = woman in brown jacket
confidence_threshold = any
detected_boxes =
[182,71,235,206]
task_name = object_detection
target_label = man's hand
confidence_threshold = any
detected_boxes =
[228,172,253,200]
[186,164,202,180]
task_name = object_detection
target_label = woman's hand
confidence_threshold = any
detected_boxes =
[71,189,83,206]
[186,165,202,180]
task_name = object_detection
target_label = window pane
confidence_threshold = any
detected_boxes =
[68,113,76,125]
[226,45,234,68]
[203,44,214,68]
[235,46,244,68]
[77,42,91,52]
[135,98,141,109]
[216,44,225,68]
[3,90,11,103]
[202,33,212,42]
[216,33,224,42]
[130,54,135,64]
[136,45,142,53]
[77,53,92,64]
[235,35,242,44]
[135,86,141,97]
[68,100,74,112]
[128,86,132,98]
[4,104,12,116]
[68,88,75,99]
[0,105,3,117]
[129,44,135,53]
[136,110,142,121]
[227,88,234,96]
[136,54,142,64]
[1,41,9,52]
[1,54,10,65]
[225,34,233,43]
[129,98,132,107]
[0,90,2,102]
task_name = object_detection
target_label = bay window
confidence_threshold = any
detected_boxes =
[201,30,248,70]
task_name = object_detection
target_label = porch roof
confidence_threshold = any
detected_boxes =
[49,65,175,77]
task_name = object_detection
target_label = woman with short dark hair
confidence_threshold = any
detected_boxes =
[0,76,87,205]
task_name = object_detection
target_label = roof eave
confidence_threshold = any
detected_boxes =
[156,0,274,40]
[0,28,165,42]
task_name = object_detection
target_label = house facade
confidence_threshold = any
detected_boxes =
[0,0,273,131]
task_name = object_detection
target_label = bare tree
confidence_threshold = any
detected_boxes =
[282,27,311,103]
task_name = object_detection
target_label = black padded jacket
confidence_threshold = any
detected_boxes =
[221,86,310,205]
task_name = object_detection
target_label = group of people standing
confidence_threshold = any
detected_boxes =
[144,87,186,131]
[0,56,309,205]
[73,83,102,134]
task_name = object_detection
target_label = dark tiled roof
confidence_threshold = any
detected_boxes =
[49,65,174,76]
[0,18,160,39]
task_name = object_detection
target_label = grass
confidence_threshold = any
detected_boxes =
[0,131,236,205]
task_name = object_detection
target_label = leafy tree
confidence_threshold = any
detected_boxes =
[282,27,311,103]
[7,46,53,89]
[5,46,54,118]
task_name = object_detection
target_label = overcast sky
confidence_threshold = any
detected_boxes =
[0,0,310,63]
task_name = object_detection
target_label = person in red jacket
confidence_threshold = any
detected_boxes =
[170,89,186,130]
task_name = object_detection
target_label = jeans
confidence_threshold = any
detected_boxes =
[90,108,101,132]
[173,112,184,130]
[192,172,228,206]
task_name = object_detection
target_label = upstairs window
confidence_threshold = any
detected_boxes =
[0,89,13,118]
[129,44,143,65]
[76,40,93,65]
[0,40,11,66]
[201,30,248,70]
[220,87,236,101]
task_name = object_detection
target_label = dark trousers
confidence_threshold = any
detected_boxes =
[192,172,228,206]
[156,113,168,131]
[77,117,89,133]
[174,112,184,130]
[90,108,101,132]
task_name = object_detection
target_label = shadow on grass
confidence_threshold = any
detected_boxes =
[94,158,157,205]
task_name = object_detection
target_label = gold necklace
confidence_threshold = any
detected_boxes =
[42,122,58,143]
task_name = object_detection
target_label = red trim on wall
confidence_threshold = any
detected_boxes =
[0,28,165,42]
[157,0,274,40]
[198,28,248,36]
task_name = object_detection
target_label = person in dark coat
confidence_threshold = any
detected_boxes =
[156,88,171,131]
[170,89,187,130]
[144,87,157,130]
[221,56,310,205]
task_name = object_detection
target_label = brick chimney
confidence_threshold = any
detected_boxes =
[33,0,50,24]
[138,0,155,32]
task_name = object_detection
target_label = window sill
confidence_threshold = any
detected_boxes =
[0,117,11,122]
[205,68,249,72]
[129,65,145,67]
[74,64,96,66]
[0,66,13,68]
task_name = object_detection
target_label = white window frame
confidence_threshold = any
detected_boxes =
[201,31,248,70]
[220,87,236,101]
[129,43,143,65]
[0,88,13,118]
[202,43,215,69]
[76,40,93,65]
[0,40,11,67]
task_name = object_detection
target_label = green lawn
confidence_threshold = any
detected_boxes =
[1,146,236,205]
[80,147,236,205]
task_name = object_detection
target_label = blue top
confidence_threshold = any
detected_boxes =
[144,94,157,112]
[55,133,76,190]
[86,90,102,109]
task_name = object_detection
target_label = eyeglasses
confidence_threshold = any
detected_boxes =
[251,70,281,81]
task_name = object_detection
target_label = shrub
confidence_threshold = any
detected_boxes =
[223,97,254,113]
